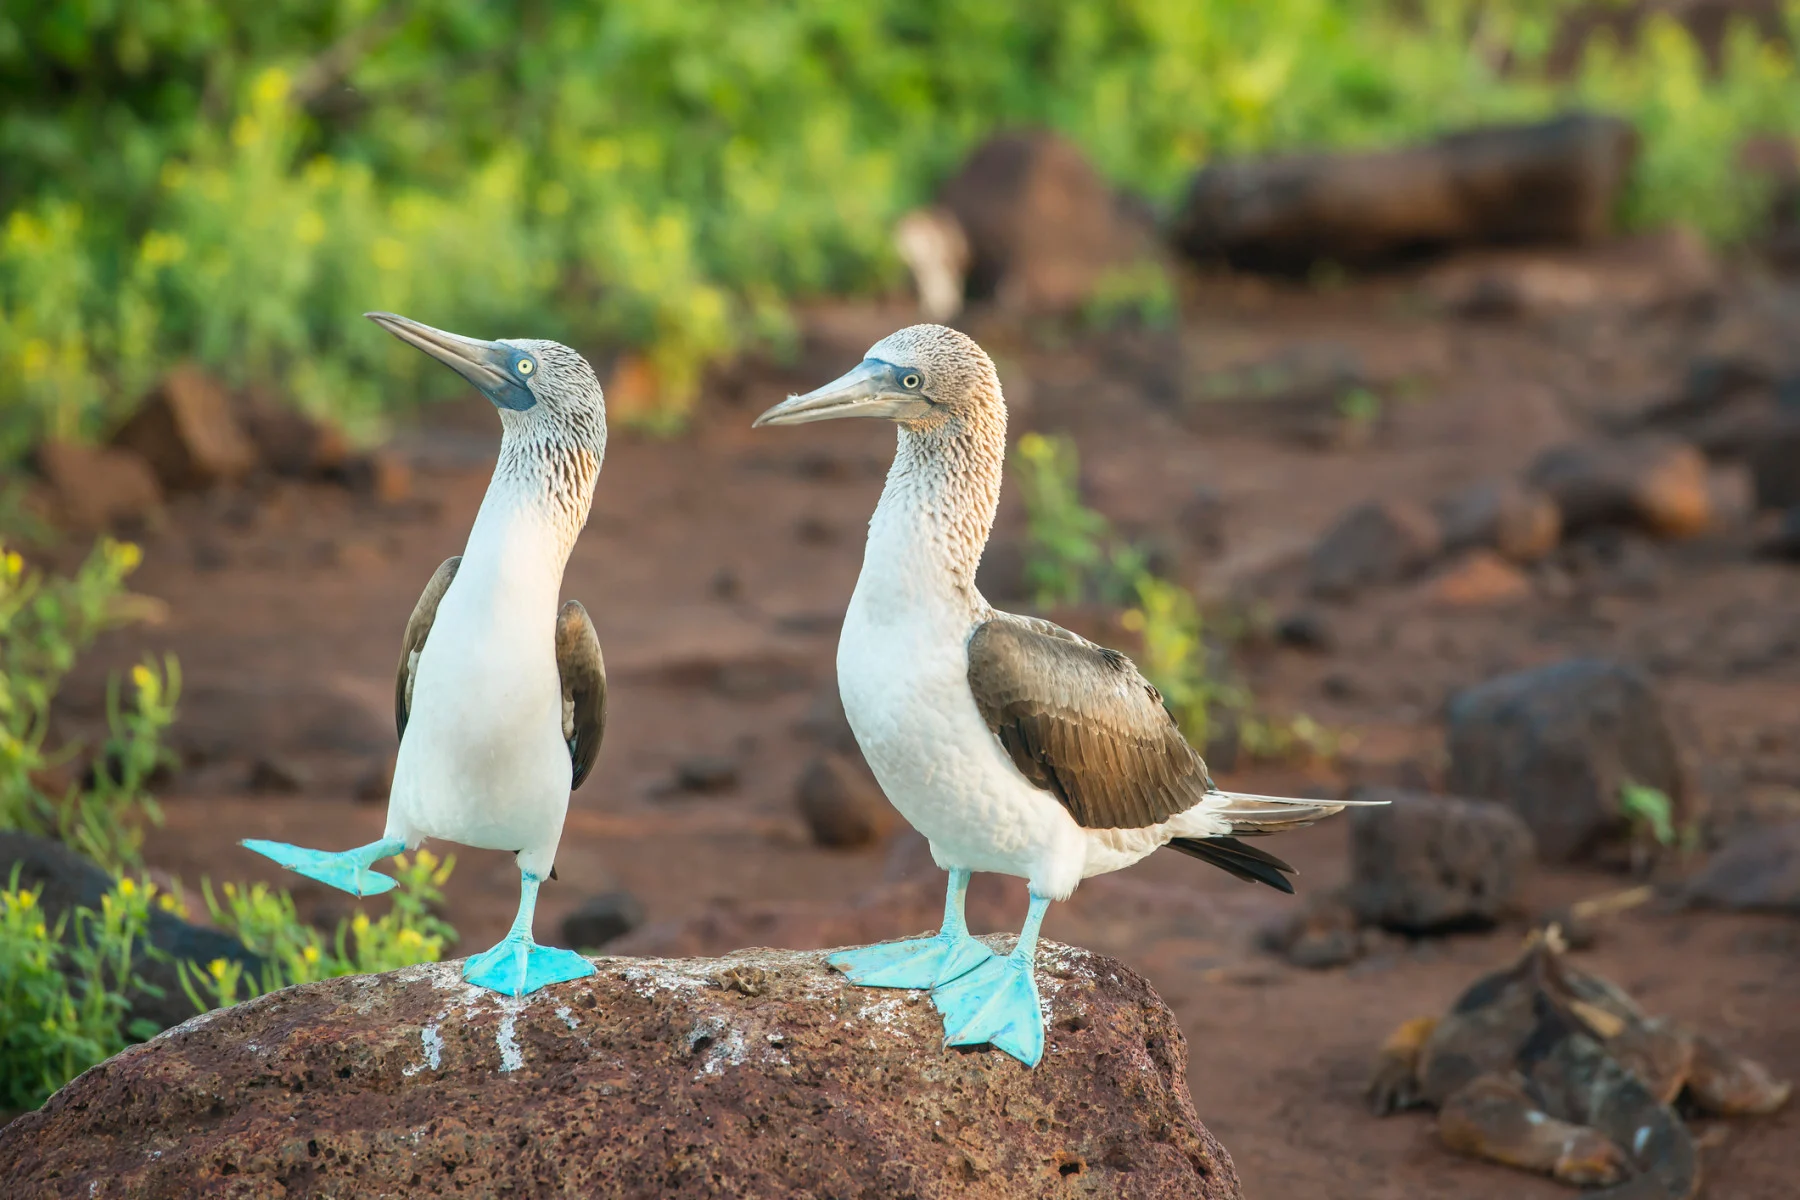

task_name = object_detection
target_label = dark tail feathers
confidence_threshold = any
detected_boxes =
[1167,835,1297,894]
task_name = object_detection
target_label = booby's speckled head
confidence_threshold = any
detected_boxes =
[366,312,605,439]
[752,323,1000,432]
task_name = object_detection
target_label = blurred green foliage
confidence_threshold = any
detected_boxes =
[0,868,162,1111]
[1012,431,1334,761]
[0,541,451,1107]
[2,2,1797,457]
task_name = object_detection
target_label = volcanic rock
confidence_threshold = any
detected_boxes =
[0,832,261,1033]
[1446,659,1686,863]
[1683,822,1800,914]
[0,945,1242,1199]
[114,365,258,491]
[31,441,163,532]
[1524,436,1711,538]
[1309,499,1444,597]
[795,752,898,848]
[1435,478,1561,562]
[1346,789,1536,932]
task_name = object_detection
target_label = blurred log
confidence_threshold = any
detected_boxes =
[1170,113,1638,274]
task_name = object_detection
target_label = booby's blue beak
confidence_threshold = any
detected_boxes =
[753,358,933,427]
[366,312,537,411]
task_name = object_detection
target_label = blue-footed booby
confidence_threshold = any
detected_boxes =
[754,324,1378,1065]
[244,312,607,998]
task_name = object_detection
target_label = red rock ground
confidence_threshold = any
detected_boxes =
[48,262,1800,1198]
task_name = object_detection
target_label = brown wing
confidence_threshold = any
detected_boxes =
[555,600,606,791]
[966,613,1215,830]
[396,556,461,740]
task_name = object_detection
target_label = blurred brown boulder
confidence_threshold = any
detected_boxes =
[1436,479,1562,562]
[1347,789,1535,932]
[1171,113,1638,274]
[31,440,163,532]
[114,364,258,491]
[1683,821,1800,914]
[938,130,1153,315]
[795,752,897,848]
[1309,499,1443,597]
[1421,551,1532,608]
[238,389,352,478]
[1748,412,1800,511]
[1446,659,1686,863]
[1525,436,1711,538]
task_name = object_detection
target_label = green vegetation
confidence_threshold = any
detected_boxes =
[1012,432,1332,759]
[1619,781,1677,847]
[3,3,1798,457]
[0,868,161,1111]
[0,541,453,1108]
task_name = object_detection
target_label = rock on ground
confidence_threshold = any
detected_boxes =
[1347,789,1536,933]
[0,944,1241,1200]
[113,365,258,492]
[1683,821,1800,914]
[1445,659,1686,864]
[796,752,899,848]
[938,130,1152,316]
[1309,499,1443,597]
[0,833,263,1032]
[1524,436,1711,539]
[1169,113,1637,273]
[31,441,163,532]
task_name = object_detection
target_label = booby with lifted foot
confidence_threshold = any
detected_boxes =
[755,324,1379,1065]
[245,312,607,998]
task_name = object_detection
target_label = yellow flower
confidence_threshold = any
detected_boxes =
[208,958,229,981]
[371,237,406,272]
[1120,609,1147,633]
[158,894,180,913]
[302,945,320,964]
[3,550,23,577]
[253,67,290,109]
[414,849,437,872]
[16,890,34,911]
[131,664,154,693]
[398,928,422,948]
[116,542,142,571]
[117,877,137,898]
[19,338,51,380]
[294,210,326,246]
[352,913,370,936]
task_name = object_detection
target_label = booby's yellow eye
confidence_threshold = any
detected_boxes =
[902,373,921,389]
[517,358,534,375]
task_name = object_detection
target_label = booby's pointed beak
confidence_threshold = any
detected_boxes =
[753,358,933,428]
[365,311,536,411]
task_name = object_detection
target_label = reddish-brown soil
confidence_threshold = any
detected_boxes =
[52,263,1800,1197]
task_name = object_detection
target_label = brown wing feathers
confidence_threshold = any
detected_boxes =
[395,556,462,739]
[967,615,1213,832]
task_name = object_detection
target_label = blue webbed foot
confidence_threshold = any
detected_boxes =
[462,936,596,998]
[241,837,402,897]
[828,932,995,990]
[932,953,1045,1067]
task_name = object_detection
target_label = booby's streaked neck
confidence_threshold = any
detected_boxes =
[859,397,1006,619]
[479,414,604,549]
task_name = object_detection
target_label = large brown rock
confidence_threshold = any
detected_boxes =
[938,131,1151,315]
[1347,789,1536,933]
[1435,478,1561,562]
[113,365,258,491]
[1309,499,1444,597]
[1170,113,1637,273]
[1683,821,1800,914]
[31,440,163,532]
[0,945,1240,1200]
[1446,659,1686,864]
[1524,436,1711,538]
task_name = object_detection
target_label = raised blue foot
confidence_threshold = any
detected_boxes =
[828,867,992,990]
[462,936,596,998]
[241,837,404,897]
[829,931,994,990]
[930,890,1052,1067]
[461,867,596,998]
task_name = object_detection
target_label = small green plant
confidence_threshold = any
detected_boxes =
[1619,781,1676,847]
[1014,432,1120,608]
[0,868,161,1111]
[1082,261,1178,331]
[1336,386,1382,430]
[0,539,175,870]
[179,849,457,1009]
[1014,432,1333,763]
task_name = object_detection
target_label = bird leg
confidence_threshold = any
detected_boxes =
[827,868,995,990]
[932,890,1050,1067]
[241,836,407,897]
[462,870,597,998]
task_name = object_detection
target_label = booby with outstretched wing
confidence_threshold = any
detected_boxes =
[245,313,607,998]
[754,324,1379,1064]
